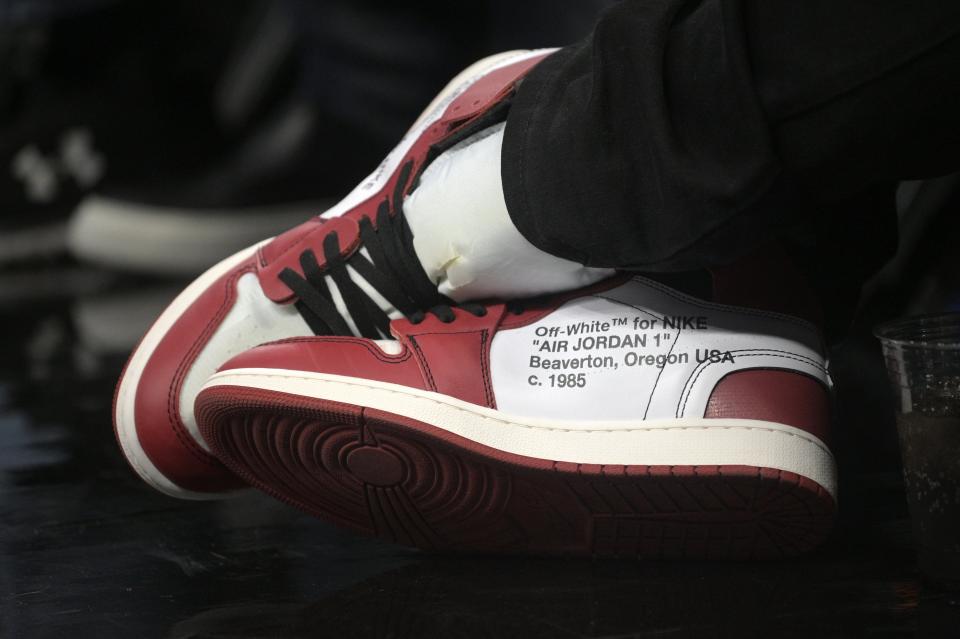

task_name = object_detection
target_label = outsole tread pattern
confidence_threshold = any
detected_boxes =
[197,387,836,559]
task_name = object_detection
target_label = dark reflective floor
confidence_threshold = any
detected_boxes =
[3,270,960,639]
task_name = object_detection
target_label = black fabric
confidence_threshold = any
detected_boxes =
[502,0,960,275]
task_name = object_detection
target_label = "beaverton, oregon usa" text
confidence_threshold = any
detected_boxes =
[524,314,735,389]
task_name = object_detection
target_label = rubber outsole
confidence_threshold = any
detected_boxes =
[197,386,836,559]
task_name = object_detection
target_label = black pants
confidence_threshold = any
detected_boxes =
[502,0,960,290]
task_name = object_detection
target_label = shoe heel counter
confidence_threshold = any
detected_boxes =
[704,369,832,445]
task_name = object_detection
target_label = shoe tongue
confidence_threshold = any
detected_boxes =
[404,123,613,303]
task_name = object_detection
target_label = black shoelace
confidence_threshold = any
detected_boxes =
[278,160,486,338]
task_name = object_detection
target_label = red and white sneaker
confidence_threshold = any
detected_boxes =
[113,50,555,498]
[195,260,838,558]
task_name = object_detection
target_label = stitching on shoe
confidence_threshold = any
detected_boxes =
[258,335,414,364]
[479,329,495,409]
[406,336,437,391]
[677,350,827,418]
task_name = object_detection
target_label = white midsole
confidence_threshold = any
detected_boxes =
[202,369,839,501]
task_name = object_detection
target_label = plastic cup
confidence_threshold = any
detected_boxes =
[876,313,960,584]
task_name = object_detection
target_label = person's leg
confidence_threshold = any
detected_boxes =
[501,0,960,272]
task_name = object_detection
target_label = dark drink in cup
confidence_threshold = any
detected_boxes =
[877,314,960,584]
[895,412,960,579]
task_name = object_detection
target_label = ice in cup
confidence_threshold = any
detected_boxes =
[876,313,960,583]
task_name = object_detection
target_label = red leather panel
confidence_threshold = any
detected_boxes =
[394,306,505,408]
[704,369,831,444]
[438,53,550,129]
[257,217,324,267]
[219,336,428,390]
[257,215,363,303]
[406,332,491,407]
[133,258,255,492]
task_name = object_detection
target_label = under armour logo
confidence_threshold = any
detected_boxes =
[11,128,106,204]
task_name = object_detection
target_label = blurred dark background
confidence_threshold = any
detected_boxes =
[2,1,960,636]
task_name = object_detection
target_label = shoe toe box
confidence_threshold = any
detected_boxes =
[114,243,311,497]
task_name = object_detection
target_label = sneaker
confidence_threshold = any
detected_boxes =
[0,2,264,264]
[66,100,384,276]
[114,50,555,499]
[195,265,837,558]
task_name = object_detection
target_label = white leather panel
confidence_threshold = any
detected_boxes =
[404,123,614,302]
[179,273,311,449]
[490,276,828,421]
